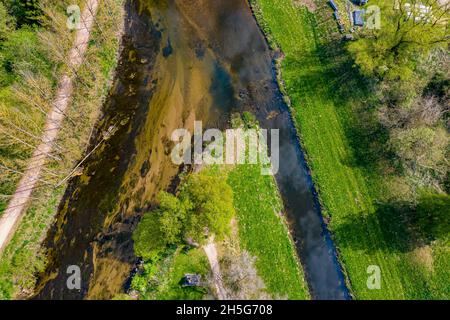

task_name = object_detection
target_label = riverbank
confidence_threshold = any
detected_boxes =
[0,0,125,299]
[250,0,449,299]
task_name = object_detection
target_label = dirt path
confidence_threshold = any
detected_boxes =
[0,0,99,253]
[203,240,227,300]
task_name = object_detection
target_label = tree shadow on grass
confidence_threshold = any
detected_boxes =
[334,194,450,254]
[319,42,394,172]
[284,40,393,176]
[333,201,414,254]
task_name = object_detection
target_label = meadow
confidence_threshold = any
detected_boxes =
[250,0,449,299]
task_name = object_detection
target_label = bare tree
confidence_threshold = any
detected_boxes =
[214,250,272,300]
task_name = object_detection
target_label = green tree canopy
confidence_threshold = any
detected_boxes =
[133,169,235,260]
[348,0,449,82]
[3,0,43,27]
[132,192,187,260]
[132,212,167,261]
[157,191,190,244]
[179,170,235,244]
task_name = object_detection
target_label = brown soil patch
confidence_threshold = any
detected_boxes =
[293,0,317,12]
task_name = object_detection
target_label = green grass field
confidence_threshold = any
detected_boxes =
[228,164,310,300]
[251,0,449,299]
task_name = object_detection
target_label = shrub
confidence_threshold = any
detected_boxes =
[0,2,14,40]
[0,26,52,86]
[132,212,167,261]
[390,126,448,173]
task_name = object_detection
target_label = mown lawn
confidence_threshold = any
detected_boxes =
[251,0,449,299]
[228,164,310,300]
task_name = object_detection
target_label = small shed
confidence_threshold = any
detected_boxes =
[353,10,365,26]
[182,274,201,287]
[329,0,338,11]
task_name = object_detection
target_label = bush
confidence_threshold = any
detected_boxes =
[0,26,52,86]
[132,212,167,261]
[0,2,14,40]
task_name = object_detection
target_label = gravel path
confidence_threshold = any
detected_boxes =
[204,241,228,300]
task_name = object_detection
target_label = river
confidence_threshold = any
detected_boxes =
[34,0,349,300]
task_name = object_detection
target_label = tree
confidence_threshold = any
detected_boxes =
[379,90,448,183]
[157,191,189,244]
[132,213,167,261]
[4,0,43,27]
[390,126,448,173]
[133,170,235,260]
[348,0,449,82]
[217,250,271,300]
[132,192,187,260]
[347,1,448,106]
[0,2,14,41]
[179,170,235,244]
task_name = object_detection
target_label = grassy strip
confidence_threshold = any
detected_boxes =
[0,0,125,299]
[228,164,310,300]
[250,0,448,299]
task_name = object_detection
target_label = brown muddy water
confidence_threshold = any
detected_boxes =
[34,0,349,299]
